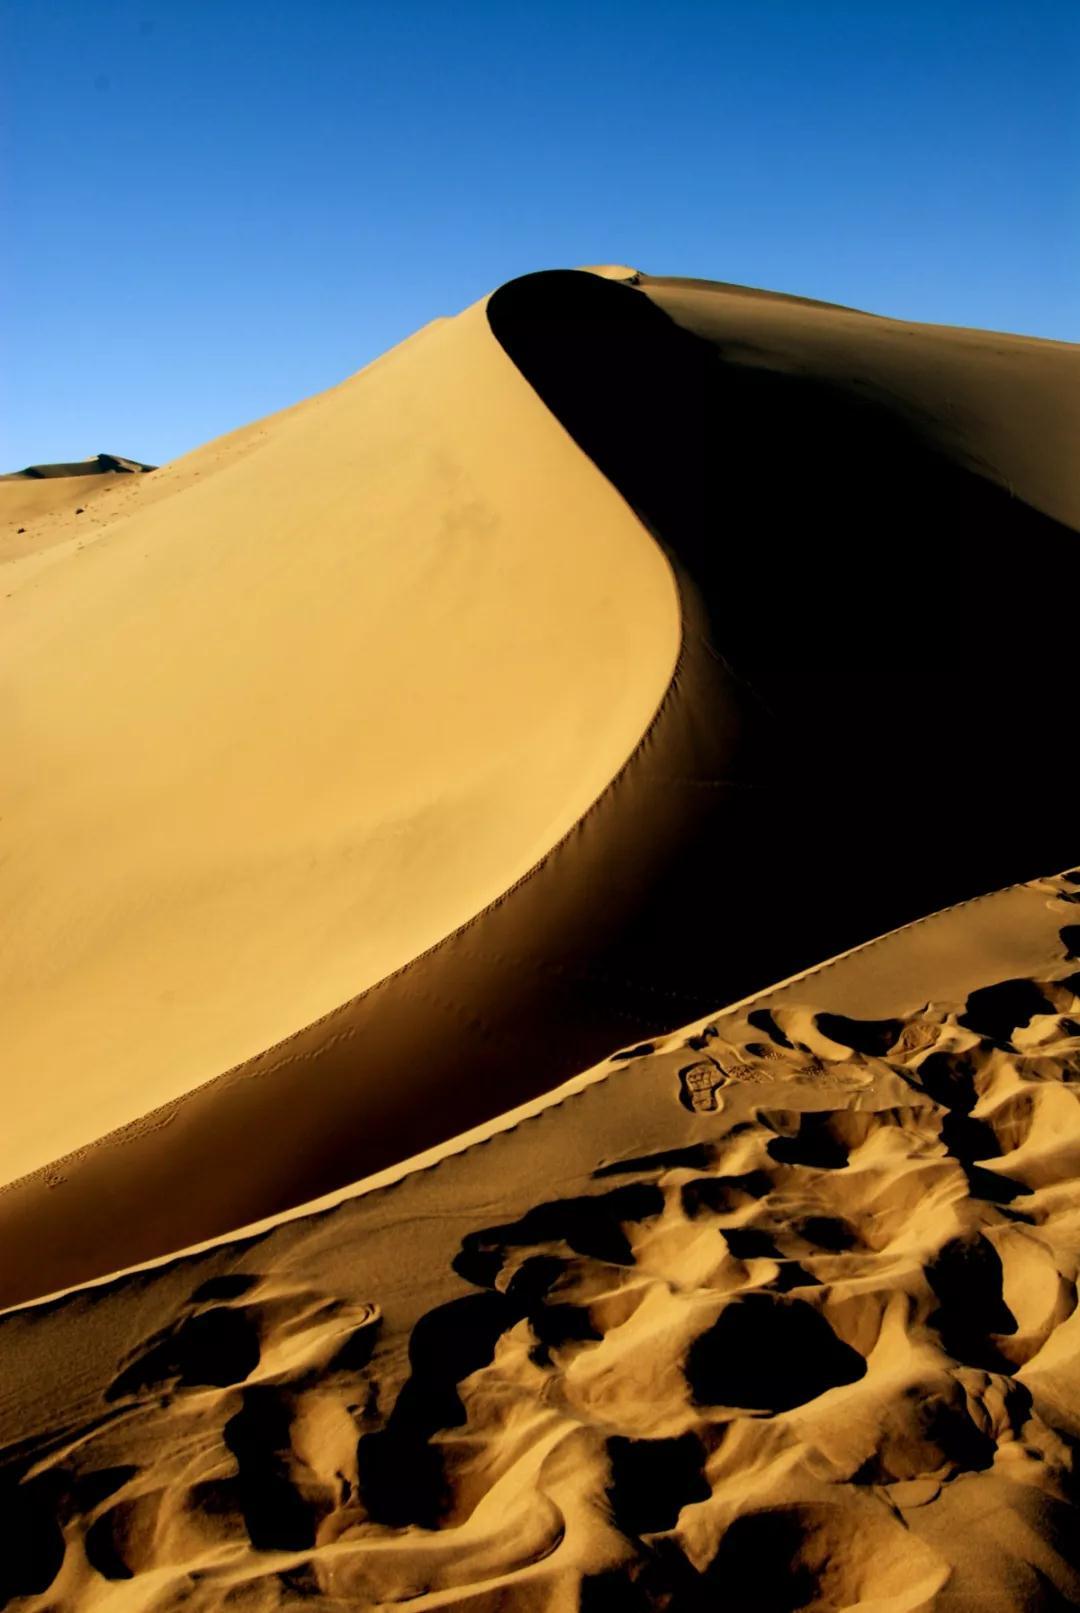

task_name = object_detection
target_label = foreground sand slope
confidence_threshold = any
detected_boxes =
[2,870,1078,1610]
[1,270,1077,1308]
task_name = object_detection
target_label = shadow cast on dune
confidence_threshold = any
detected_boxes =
[487,269,1078,952]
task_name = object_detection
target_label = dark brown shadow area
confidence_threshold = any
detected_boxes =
[488,269,1078,958]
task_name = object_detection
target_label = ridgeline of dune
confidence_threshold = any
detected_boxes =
[0,296,681,1299]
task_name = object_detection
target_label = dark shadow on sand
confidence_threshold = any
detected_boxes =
[487,270,1078,993]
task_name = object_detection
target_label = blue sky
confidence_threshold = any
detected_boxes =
[2,0,1076,468]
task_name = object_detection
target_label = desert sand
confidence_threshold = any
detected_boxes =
[1,268,1078,1609]
[0,457,155,588]
[3,870,1079,1609]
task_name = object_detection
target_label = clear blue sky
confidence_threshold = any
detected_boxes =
[2,1,1076,469]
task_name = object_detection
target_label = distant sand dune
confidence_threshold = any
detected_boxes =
[0,271,1076,1311]
[1,453,155,480]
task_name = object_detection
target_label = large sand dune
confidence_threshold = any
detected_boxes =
[1,270,1076,1309]
[3,268,1079,1610]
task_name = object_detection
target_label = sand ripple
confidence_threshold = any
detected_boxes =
[4,880,1079,1608]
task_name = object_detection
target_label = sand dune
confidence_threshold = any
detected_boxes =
[3,264,1079,1609]
[0,297,680,1299]
[2,454,155,478]
[2,869,1078,1609]
[1,270,1077,1310]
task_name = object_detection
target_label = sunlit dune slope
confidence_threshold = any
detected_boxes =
[1,469,128,534]
[1,269,1076,1307]
[0,299,679,1256]
[0,457,155,583]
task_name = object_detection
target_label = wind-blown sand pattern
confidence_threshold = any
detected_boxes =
[2,873,1079,1609]
[2,268,1078,1608]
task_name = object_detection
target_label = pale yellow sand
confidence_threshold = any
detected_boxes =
[0,470,128,538]
[0,473,134,588]
[2,870,1078,1610]
[0,301,678,1183]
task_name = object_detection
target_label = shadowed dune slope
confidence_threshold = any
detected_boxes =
[483,266,1080,1071]
[1,271,1076,1307]
[2,870,1079,1611]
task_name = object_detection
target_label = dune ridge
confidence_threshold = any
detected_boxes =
[0,294,682,1284]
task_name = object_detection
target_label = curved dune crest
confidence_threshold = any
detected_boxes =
[1,268,1076,1308]
[0,299,679,1185]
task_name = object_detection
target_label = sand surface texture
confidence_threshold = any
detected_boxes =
[2,269,1076,1308]
[2,871,1079,1610]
